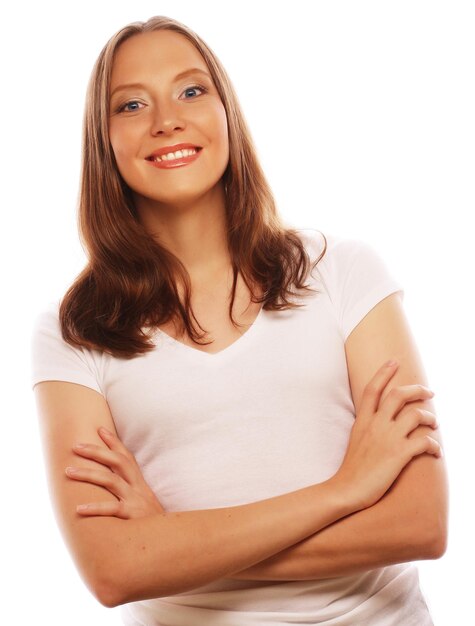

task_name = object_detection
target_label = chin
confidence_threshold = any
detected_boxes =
[139,178,224,204]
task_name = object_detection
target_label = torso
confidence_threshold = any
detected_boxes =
[156,270,264,355]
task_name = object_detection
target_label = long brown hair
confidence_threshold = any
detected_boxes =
[59,15,327,358]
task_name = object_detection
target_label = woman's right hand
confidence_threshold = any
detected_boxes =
[332,360,442,512]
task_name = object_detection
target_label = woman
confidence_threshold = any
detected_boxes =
[30,15,448,625]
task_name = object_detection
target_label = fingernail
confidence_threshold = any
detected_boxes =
[73,443,86,449]
[77,504,90,512]
[99,427,112,436]
[385,359,398,367]
[65,467,78,475]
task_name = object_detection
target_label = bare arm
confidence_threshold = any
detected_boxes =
[35,300,442,603]
[229,293,449,581]
[230,452,447,581]
[34,380,358,607]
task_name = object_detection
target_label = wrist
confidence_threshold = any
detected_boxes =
[321,475,363,518]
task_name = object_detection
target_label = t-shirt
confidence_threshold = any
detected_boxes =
[30,229,434,626]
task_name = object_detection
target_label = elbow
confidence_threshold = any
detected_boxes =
[73,529,134,607]
[94,581,122,609]
[422,513,449,560]
[88,557,166,607]
[83,563,125,609]
[427,526,448,559]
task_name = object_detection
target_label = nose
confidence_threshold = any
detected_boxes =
[150,101,186,137]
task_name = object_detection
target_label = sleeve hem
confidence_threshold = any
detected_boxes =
[342,281,404,343]
[32,376,104,397]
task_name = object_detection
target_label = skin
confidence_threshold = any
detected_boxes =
[109,30,231,285]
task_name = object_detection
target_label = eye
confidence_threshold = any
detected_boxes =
[182,84,208,99]
[117,100,144,113]
[115,84,208,114]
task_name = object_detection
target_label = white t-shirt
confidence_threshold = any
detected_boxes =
[30,229,434,625]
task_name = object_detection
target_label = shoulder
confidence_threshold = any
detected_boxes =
[30,299,64,348]
[295,228,403,342]
[295,228,389,286]
[31,299,80,355]
[30,299,104,396]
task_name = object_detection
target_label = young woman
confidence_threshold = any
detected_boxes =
[30,15,448,626]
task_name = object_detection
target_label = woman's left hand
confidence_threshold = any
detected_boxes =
[66,427,165,519]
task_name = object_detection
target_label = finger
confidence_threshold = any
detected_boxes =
[76,500,127,518]
[65,466,129,499]
[381,385,435,420]
[358,360,399,418]
[72,444,136,484]
[73,443,117,465]
[408,434,443,460]
[398,408,438,434]
[98,427,136,462]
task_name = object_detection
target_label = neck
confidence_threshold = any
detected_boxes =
[134,183,231,283]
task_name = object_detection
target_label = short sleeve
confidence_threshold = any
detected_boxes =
[315,235,405,342]
[30,302,104,396]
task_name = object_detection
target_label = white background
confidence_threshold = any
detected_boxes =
[2,1,473,624]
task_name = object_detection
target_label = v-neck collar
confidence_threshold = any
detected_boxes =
[152,304,265,359]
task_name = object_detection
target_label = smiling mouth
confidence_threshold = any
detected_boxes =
[145,147,203,169]
[146,147,203,163]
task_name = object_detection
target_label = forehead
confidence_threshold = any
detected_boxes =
[110,30,208,88]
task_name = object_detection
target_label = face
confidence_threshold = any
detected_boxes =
[108,30,229,210]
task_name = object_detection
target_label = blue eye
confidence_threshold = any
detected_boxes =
[118,100,143,113]
[182,84,207,98]
[116,84,208,114]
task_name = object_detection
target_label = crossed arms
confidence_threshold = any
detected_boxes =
[34,292,449,603]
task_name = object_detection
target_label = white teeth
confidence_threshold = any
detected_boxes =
[155,148,197,162]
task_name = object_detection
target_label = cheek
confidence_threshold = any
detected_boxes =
[207,103,229,157]
[108,122,139,167]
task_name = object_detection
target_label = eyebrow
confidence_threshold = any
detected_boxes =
[110,67,212,98]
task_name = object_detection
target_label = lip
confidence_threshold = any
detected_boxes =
[146,147,202,169]
[146,143,202,159]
